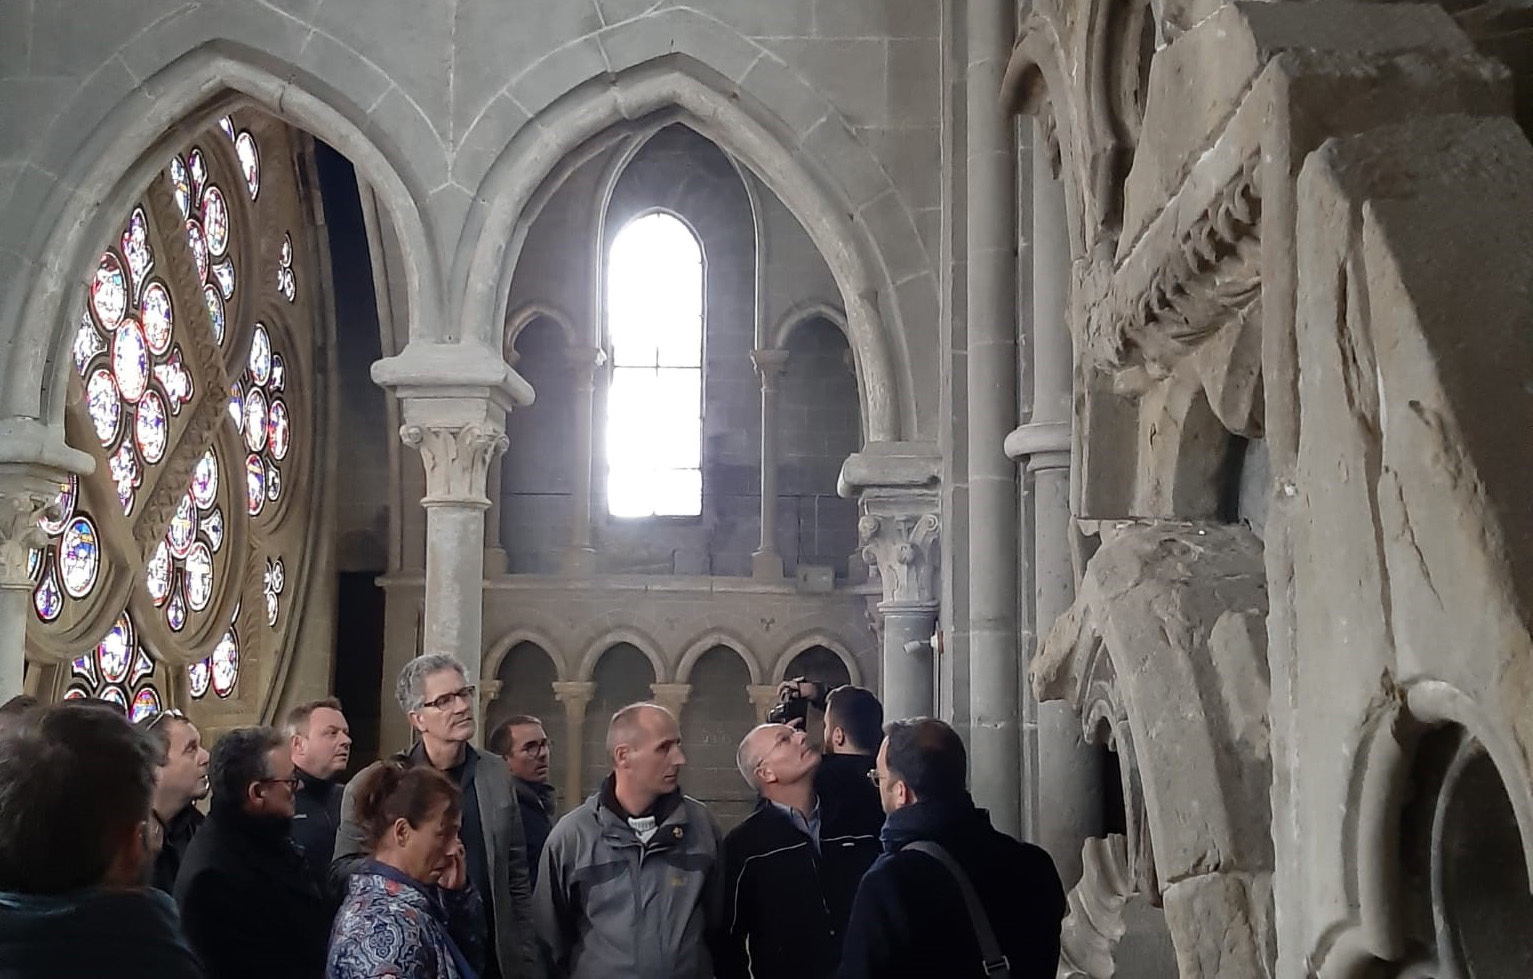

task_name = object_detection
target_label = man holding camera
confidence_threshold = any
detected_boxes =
[713,681,886,979]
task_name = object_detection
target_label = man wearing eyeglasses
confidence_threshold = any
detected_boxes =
[489,715,557,885]
[333,653,541,979]
[138,708,210,895]
[714,723,883,979]
[174,726,331,979]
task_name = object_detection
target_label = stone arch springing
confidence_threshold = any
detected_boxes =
[483,627,570,683]
[576,627,669,683]
[675,631,763,686]
[505,302,579,360]
[456,51,916,442]
[3,42,442,433]
[772,633,863,686]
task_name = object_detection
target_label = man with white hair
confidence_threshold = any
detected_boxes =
[533,702,724,979]
[714,723,883,979]
[332,653,540,979]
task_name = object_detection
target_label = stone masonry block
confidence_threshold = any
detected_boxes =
[739,51,837,139]
[453,0,603,139]
[799,115,891,211]
[762,38,887,129]
[310,0,452,130]
[599,7,766,85]
[507,34,609,118]
[886,40,940,127]
[814,0,940,39]
[858,188,929,285]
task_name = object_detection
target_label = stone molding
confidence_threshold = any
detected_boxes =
[400,423,508,507]
[750,348,790,390]
[649,683,692,716]
[552,680,597,714]
[858,510,941,609]
[747,684,782,724]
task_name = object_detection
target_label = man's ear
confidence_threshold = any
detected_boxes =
[831,726,846,749]
[613,744,629,769]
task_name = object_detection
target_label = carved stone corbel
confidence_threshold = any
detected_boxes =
[400,423,509,507]
[0,473,59,590]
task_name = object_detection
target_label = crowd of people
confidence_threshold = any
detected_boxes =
[0,654,1067,979]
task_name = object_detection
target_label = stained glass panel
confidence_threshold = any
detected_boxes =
[211,629,238,697]
[141,282,173,355]
[111,320,149,403]
[203,285,225,345]
[235,132,260,199]
[33,566,62,621]
[191,450,219,508]
[121,209,152,294]
[201,508,225,553]
[146,543,171,606]
[263,557,285,626]
[135,390,168,464]
[185,220,209,285]
[39,477,76,537]
[100,686,127,709]
[248,325,272,384]
[63,686,88,701]
[130,687,160,723]
[166,586,187,632]
[170,156,191,220]
[188,658,211,699]
[58,517,99,600]
[267,400,290,460]
[109,443,139,514]
[74,313,106,374]
[71,655,94,682]
[97,616,133,683]
[188,149,207,199]
[246,454,265,516]
[166,495,196,559]
[184,543,214,612]
[154,350,193,412]
[243,388,268,453]
[92,253,127,328]
[228,382,244,432]
[130,649,154,685]
[202,186,230,256]
[85,369,119,446]
[212,259,235,301]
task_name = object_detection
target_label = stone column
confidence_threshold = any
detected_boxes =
[483,461,508,575]
[965,0,1022,839]
[553,681,596,809]
[649,683,692,721]
[476,679,504,746]
[562,346,605,576]
[374,341,531,690]
[858,511,941,721]
[0,466,64,699]
[751,349,789,580]
[1004,135,1103,888]
[747,684,781,725]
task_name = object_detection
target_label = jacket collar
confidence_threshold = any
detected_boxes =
[294,765,336,800]
[879,794,988,853]
[512,775,556,813]
[593,774,690,846]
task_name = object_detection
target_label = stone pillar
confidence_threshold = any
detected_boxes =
[476,679,504,746]
[748,684,781,725]
[563,346,605,576]
[0,466,65,699]
[965,0,1022,840]
[373,340,531,690]
[649,683,692,721]
[553,680,596,809]
[751,349,790,580]
[483,460,508,575]
[858,511,941,721]
[1004,135,1103,888]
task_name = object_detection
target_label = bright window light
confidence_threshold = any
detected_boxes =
[606,212,703,517]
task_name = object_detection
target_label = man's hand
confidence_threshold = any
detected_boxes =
[438,839,468,891]
[775,678,822,702]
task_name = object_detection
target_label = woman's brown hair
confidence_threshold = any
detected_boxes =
[353,753,462,848]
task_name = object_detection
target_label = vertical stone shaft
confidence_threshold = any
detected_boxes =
[965,0,1022,837]
[0,467,70,699]
[752,349,789,579]
[553,681,596,809]
[564,347,604,575]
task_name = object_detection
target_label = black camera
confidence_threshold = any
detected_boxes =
[767,678,825,727]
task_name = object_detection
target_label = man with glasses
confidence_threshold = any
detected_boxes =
[137,708,210,895]
[715,722,883,979]
[837,718,1065,978]
[334,653,540,979]
[174,727,330,979]
[489,715,557,884]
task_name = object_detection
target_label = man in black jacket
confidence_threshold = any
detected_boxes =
[837,718,1066,979]
[283,697,350,896]
[139,709,209,894]
[716,722,883,979]
[489,714,556,884]
[174,727,330,979]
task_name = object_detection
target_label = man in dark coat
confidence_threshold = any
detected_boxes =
[716,722,883,979]
[837,718,1066,979]
[138,708,209,894]
[489,714,557,884]
[283,697,351,897]
[174,727,330,979]
[0,701,204,979]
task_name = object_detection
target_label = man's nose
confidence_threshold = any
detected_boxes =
[674,747,687,766]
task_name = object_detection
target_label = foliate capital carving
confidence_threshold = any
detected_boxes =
[478,679,504,711]
[400,423,508,507]
[747,684,783,723]
[649,683,692,716]
[858,511,941,607]
[552,681,597,715]
[0,468,66,589]
[751,349,790,392]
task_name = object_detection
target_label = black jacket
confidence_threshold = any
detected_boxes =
[836,797,1065,979]
[290,766,342,899]
[511,776,556,885]
[0,887,204,979]
[716,759,884,979]
[173,806,331,979]
[150,804,204,895]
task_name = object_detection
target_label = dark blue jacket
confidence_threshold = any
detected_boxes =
[836,797,1065,979]
[510,776,555,886]
[0,886,204,979]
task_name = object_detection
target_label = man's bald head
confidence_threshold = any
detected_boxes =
[605,702,674,760]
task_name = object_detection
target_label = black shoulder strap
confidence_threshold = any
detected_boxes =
[905,841,1012,978]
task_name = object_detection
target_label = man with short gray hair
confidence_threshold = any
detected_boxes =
[332,653,540,979]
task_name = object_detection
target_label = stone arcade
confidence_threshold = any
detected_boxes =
[2,1,1532,975]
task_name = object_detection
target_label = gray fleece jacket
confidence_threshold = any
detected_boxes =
[532,779,724,979]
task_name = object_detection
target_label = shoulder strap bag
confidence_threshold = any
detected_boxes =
[905,840,1014,978]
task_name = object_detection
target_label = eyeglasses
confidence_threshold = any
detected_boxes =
[419,686,476,712]
[518,738,552,756]
[865,769,886,787]
[139,708,187,731]
[257,776,302,792]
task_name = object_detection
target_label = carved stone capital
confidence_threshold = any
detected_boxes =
[478,679,504,711]
[649,683,692,717]
[751,349,790,392]
[400,423,508,507]
[552,680,597,717]
[747,684,783,724]
[858,511,941,607]
[0,467,67,589]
